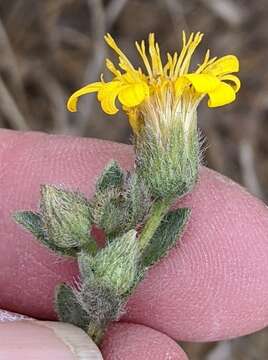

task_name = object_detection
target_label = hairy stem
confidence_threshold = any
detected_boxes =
[139,196,173,251]
[87,323,105,345]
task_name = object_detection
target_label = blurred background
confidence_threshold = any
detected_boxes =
[0,0,267,358]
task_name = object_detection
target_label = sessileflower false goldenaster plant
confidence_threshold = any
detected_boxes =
[14,32,240,344]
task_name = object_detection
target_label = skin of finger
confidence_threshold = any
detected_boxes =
[0,310,188,360]
[0,321,76,360]
[123,168,268,341]
[0,130,268,342]
[101,323,188,360]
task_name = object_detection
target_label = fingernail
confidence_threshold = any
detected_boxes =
[0,319,103,359]
[40,321,103,359]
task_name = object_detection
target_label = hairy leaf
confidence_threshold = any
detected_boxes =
[141,208,191,267]
[55,283,90,331]
[80,280,122,326]
[96,161,124,192]
[13,211,77,257]
[14,211,45,239]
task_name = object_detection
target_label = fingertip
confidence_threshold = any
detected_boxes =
[0,130,133,319]
[1,130,268,343]
[101,323,188,360]
[125,166,268,341]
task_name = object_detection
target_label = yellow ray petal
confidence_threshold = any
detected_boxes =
[208,82,236,107]
[97,81,119,101]
[184,74,221,93]
[98,81,123,115]
[204,55,239,76]
[67,82,103,112]
[100,97,118,115]
[118,82,149,108]
[221,74,241,93]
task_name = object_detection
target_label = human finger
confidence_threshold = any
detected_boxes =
[0,310,188,360]
[0,129,267,342]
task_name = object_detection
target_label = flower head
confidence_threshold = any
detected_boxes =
[67,32,240,133]
[67,32,240,198]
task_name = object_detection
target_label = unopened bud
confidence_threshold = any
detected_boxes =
[40,185,95,250]
[91,230,140,295]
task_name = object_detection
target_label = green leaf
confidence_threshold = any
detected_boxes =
[40,185,96,252]
[13,211,78,257]
[141,208,191,268]
[13,211,45,239]
[56,282,122,339]
[96,161,124,192]
[80,281,122,325]
[55,283,90,332]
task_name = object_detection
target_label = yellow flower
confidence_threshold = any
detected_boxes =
[67,32,240,133]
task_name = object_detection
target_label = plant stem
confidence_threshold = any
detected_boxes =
[87,323,104,345]
[139,196,173,251]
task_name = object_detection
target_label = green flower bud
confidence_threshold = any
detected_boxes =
[40,185,95,251]
[90,188,128,236]
[90,230,140,296]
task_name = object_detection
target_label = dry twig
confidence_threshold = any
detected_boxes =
[164,0,189,33]
[0,76,28,130]
[200,0,248,26]
[239,140,263,199]
[106,0,129,29]
[69,0,106,135]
